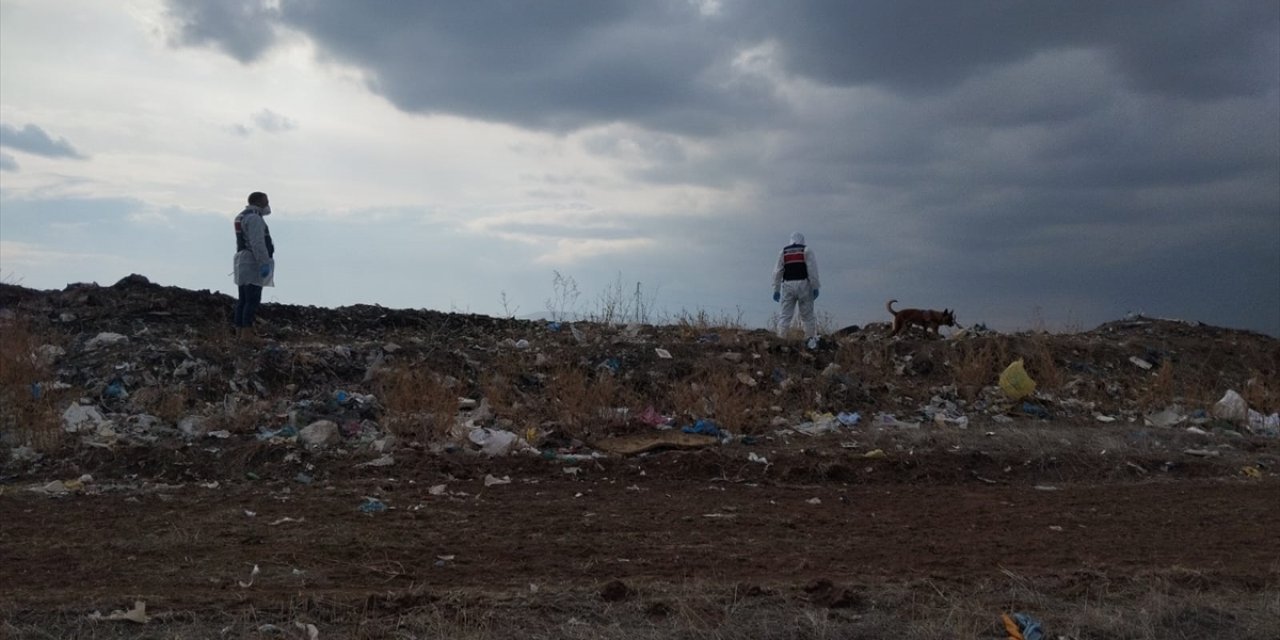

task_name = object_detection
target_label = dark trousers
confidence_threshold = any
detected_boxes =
[234,285,263,328]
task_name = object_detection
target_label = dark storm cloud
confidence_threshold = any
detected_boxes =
[0,123,86,158]
[160,0,1280,333]
[164,0,780,134]
[162,0,1278,130]
[739,0,1279,100]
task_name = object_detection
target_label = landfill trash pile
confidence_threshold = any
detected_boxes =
[2,275,1278,485]
[2,276,1278,639]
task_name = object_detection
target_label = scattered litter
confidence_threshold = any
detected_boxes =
[1129,356,1154,370]
[862,449,886,459]
[206,430,232,439]
[295,622,320,640]
[484,474,512,487]
[682,419,722,438]
[468,427,530,456]
[872,413,921,430]
[88,600,150,624]
[1144,406,1185,428]
[429,484,448,495]
[636,406,671,427]
[747,452,769,465]
[795,413,840,435]
[654,348,672,359]
[238,564,260,588]
[85,332,128,350]
[1001,611,1045,640]
[359,497,387,513]
[999,359,1036,400]
[1021,402,1050,420]
[806,497,822,505]
[1212,390,1248,422]
[62,403,109,434]
[1033,485,1060,491]
[268,517,305,526]
[1247,409,1280,437]
[355,454,395,468]
[244,510,256,517]
[1183,448,1219,457]
[736,372,758,387]
[1185,426,1208,436]
[1242,466,1263,479]
[1095,414,1117,423]
[836,411,861,426]
[256,425,298,441]
[299,420,340,449]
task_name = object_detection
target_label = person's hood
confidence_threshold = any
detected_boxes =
[790,232,805,245]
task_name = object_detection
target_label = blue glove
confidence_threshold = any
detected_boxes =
[812,289,819,300]
[772,291,780,302]
[259,264,271,279]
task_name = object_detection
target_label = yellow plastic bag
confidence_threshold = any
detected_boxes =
[999,359,1036,400]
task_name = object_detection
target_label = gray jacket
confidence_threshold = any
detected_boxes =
[233,206,274,286]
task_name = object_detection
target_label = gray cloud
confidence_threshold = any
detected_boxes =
[227,109,298,137]
[252,109,298,133]
[738,0,1279,100]
[161,1,1279,132]
[0,123,87,159]
[158,0,1280,333]
[0,152,17,172]
[164,0,280,64]
[167,0,782,134]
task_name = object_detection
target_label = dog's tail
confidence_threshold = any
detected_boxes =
[886,299,899,316]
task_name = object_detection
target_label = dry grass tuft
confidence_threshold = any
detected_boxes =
[1241,369,1279,414]
[1136,359,1178,410]
[547,365,633,433]
[951,339,1005,401]
[1026,337,1063,392]
[0,316,70,450]
[374,365,460,441]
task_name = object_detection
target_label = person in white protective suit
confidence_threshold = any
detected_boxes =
[232,191,275,340]
[771,232,821,349]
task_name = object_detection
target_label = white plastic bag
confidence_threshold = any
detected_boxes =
[1212,390,1247,422]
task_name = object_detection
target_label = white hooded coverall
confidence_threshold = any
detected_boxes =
[772,232,820,339]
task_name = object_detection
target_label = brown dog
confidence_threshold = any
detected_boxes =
[886,299,957,336]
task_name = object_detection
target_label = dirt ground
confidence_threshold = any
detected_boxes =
[3,453,1279,639]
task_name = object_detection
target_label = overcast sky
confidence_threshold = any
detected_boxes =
[2,0,1277,335]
